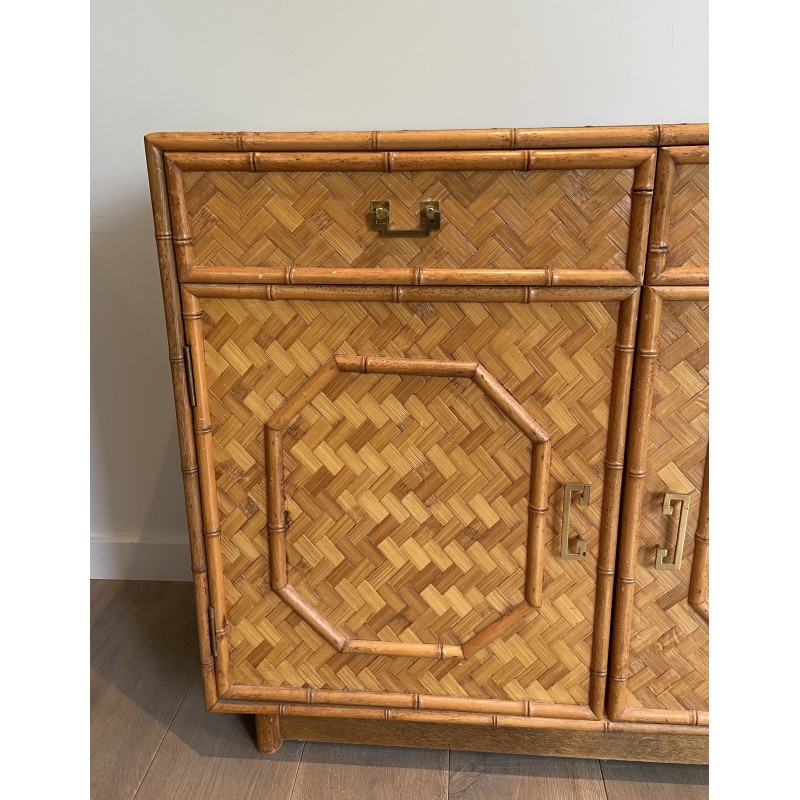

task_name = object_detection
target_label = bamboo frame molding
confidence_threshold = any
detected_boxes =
[646,146,709,285]
[145,124,708,152]
[162,146,656,287]
[264,355,551,660]
[607,285,709,726]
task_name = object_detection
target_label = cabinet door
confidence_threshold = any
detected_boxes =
[608,287,709,727]
[182,285,639,726]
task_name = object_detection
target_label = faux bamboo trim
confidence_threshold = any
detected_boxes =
[589,290,640,716]
[527,440,552,607]
[147,125,707,153]
[181,287,230,695]
[664,145,710,165]
[222,684,595,721]
[181,284,638,304]
[181,266,639,287]
[145,140,216,708]
[264,353,551,659]
[461,602,534,659]
[341,640,464,660]
[213,700,709,738]
[549,269,639,287]
[212,700,609,731]
[267,358,340,431]
[419,268,549,286]
[607,288,663,719]
[657,124,709,146]
[644,149,676,284]
[473,366,549,442]
[649,267,710,286]
[335,354,478,378]
[625,154,657,283]
[607,722,708,737]
[166,147,655,173]
[164,159,194,280]
[276,585,347,651]
[618,707,708,727]
[688,451,710,623]
[651,286,709,302]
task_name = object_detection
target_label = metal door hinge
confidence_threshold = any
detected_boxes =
[184,344,197,407]
[208,607,218,658]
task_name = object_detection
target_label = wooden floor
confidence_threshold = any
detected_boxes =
[91,580,709,799]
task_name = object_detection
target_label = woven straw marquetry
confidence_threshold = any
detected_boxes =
[626,300,709,713]
[201,296,623,704]
[664,166,709,270]
[182,169,634,273]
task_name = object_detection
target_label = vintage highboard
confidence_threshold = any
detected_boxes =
[145,124,709,763]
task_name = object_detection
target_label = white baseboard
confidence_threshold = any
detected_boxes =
[90,536,193,581]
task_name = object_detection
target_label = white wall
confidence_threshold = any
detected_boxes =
[90,1,708,580]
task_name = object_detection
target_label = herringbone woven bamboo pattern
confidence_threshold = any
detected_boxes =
[200,297,623,704]
[665,166,709,269]
[282,373,529,648]
[183,169,634,271]
[628,300,709,712]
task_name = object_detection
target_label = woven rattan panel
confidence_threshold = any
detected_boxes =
[201,297,622,704]
[183,170,633,271]
[665,166,709,270]
[627,300,709,712]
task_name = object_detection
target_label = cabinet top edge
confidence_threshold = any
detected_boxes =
[144,124,708,152]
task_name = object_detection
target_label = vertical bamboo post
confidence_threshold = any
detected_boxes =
[607,288,663,720]
[164,157,195,280]
[626,153,656,283]
[645,150,677,284]
[145,140,217,709]
[265,428,288,590]
[255,714,283,754]
[589,290,640,716]
[526,439,552,607]
[181,286,230,697]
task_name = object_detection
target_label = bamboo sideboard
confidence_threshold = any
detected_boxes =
[145,125,709,763]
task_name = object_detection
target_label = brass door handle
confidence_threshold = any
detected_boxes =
[561,483,590,560]
[655,492,691,571]
[370,200,440,237]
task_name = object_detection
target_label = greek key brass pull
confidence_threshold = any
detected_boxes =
[370,200,440,237]
[561,483,590,560]
[656,492,691,571]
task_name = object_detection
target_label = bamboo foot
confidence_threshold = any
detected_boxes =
[255,714,283,754]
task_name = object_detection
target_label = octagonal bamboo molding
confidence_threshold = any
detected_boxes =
[264,354,551,660]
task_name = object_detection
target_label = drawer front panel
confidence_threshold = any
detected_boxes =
[646,147,709,285]
[610,289,708,723]
[166,149,655,286]
[191,291,636,709]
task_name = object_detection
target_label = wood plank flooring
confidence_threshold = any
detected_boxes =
[90,580,709,800]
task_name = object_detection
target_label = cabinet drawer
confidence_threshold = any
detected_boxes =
[164,149,655,286]
[645,147,709,285]
[182,285,638,718]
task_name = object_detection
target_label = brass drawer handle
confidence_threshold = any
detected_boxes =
[370,200,440,237]
[561,483,589,560]
[655,492,691,571]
